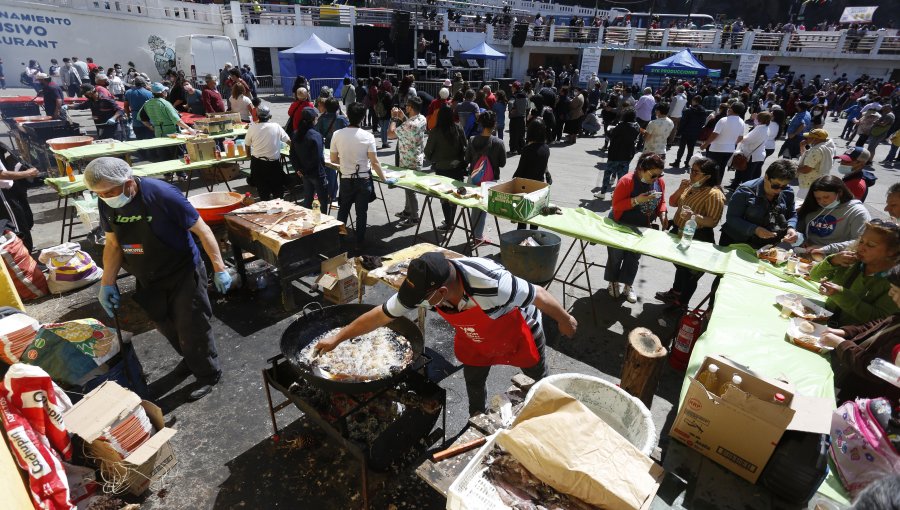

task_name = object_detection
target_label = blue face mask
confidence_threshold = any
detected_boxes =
[101,186,133,209]
[837,164,854,175]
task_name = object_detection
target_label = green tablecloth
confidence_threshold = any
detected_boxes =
[680,274,848,504]
[51,128,249,162]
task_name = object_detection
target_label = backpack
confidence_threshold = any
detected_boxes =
[829,397,900,496]
[374,91,388,118]
[861,169,878,188]
[19,71,32,87]
[469,138,495,185]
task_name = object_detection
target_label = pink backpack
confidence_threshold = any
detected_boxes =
[829,398,900,496]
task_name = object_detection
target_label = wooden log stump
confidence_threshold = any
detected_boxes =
[620,327,668,409]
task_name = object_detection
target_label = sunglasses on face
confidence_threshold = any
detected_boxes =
[768,181,789,190]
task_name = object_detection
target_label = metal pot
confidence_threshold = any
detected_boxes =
[280,303,424,394]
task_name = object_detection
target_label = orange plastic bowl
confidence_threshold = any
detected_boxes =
[14,115,52,123]
[188,192,244,224]
[46,135,94,150]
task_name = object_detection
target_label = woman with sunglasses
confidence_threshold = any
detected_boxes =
[796,175,870,260]
[655,157,725,308]
[817,265,900,402]
[809,219,900,326]
[720,159,799,249]
[607,152,668,303]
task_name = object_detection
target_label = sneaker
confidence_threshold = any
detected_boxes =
[607,282,620,298]
[593,191,607,200]
[670,161,681,168]
[623,285,637,303]
[437,222,451,232]
[395,211,411,219]
[398,217,419,227]
[188,371,221,401]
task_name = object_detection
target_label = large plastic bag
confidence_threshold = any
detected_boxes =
[0,230,49,300]
[20,319,121,387]
[38,243,102,294]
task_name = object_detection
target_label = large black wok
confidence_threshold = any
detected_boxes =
[280,303,425,394]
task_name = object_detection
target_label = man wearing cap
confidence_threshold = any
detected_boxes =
[202,74,226,114]
[35,73,66,121]
[71,84,124,140]
[85,157,231,401]
[316,252,578,415]
[138,83,194,139]
[244,105,291,201]
[508,81,529,155]
[797,128,836,197]
[837,147,873,201]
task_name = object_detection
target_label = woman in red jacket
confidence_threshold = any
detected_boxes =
[286,87,314,134]
[606,152,668,303]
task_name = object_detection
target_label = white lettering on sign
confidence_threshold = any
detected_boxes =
[0,10,72,49]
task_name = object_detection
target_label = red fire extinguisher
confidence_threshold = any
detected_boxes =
[668,292,713,371]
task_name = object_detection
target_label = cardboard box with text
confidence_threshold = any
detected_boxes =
[315,253,361,304]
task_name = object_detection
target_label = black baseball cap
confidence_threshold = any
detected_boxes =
[397,252,451,307]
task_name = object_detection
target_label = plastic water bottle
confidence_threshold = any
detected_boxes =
[868,358,900,388]
[679,217,697,249]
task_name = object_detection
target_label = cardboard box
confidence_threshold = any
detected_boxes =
[670,355,831,483]
[315,253,362,304]
[488,178,550,222]
[186,138,217,162]
[64,382,177,495]
[194,118,233,136]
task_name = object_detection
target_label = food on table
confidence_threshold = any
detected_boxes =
[303,327,414,381]
[776,294,831,321]
[798,321,816,334]
[456,186,467,195]
[794,335,822,351]
[485,445,595,510]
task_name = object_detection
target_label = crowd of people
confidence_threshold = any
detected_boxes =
[13,50,900,408]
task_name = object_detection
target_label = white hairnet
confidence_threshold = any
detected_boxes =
[84,157,133,190]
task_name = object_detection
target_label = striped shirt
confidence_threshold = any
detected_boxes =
[673,185,726,230]
[383,257,545,346]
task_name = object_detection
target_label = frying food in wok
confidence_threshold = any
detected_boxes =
[301,327,414,382]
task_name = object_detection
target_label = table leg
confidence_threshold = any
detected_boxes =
[412,196,436,244]
[59,196,69,244]
[376,180,390,219]
[546,237,579,291]
[183,168,195,198]
[230,233,248,286]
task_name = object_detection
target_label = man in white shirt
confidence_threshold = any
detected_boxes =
[642,103,674,160]
[667,86,688,147]
[330,103,394,249]
[700,101,746,183]
[797,128,836,198]
[244,105,291,201]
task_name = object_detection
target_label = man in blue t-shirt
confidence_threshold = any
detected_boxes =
[85,157,232,401]
[124,77,153,140]
[35,72,66,120]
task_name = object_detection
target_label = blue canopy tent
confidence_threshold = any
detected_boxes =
[643,49,710,77]
[278,34,353,96]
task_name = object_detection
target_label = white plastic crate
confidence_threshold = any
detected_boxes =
[446,374,657,510]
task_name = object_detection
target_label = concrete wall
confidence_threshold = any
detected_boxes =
[0,1,222,79]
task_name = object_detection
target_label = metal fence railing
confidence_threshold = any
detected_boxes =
[307,78,346,100]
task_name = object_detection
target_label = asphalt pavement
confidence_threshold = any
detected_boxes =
[6,87,895,509]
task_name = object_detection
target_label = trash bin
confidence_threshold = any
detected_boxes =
[498,230,561,285]
[524,373,657,456]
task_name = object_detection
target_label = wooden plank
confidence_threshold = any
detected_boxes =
[415,427,486,497]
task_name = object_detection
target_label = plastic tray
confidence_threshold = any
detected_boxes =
[446,433,505,510]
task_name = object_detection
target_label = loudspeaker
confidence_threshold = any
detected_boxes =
[512,23,529,48]
[391,11,410,43]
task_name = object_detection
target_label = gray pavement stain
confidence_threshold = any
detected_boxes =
[4,87,887,509]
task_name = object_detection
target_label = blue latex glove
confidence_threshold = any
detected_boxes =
[213,271,232,294]
[98,285,120,318]
[104,117,117,126]
[60,104,68,111]
[385,177,398,186]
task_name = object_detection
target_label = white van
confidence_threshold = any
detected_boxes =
[174,35,239,83]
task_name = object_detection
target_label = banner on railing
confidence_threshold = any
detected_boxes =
[734,53,761,86]
[579,47,602,84]
[839,6,877,24]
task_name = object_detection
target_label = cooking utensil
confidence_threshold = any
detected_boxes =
[280,303,425,394]
[432,437,487,462]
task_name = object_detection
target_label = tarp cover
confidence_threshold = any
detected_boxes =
[460,42,508,60]
[278,34,353,95]
[643,49,709,77]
